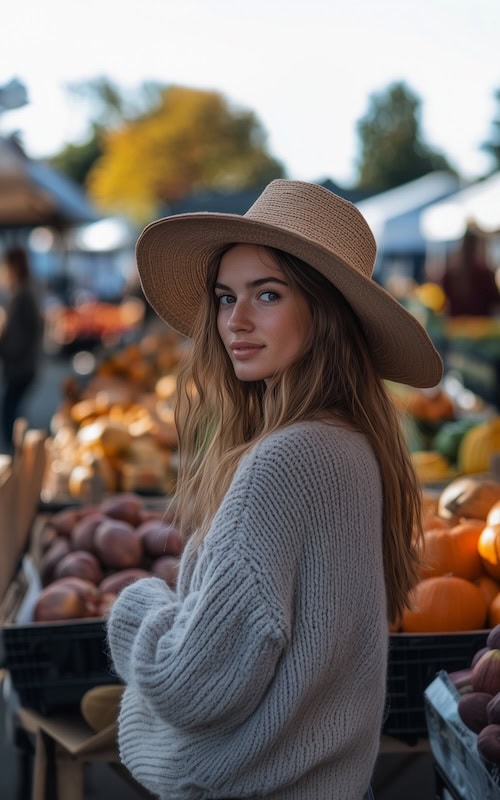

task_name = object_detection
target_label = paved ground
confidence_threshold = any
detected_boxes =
[0,350,440,799]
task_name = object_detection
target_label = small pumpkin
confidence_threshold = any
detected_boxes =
[438,476,500,522]
[401,575,487,633]
[419,520,484,581]
[478,524,500,579]
[475,574,500,609]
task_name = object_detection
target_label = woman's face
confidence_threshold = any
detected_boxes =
[215,244,312,383]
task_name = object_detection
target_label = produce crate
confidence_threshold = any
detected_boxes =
[0,618,118,714]
[424,671,500,799]
[384,631,489,744]
[0,554,119,714]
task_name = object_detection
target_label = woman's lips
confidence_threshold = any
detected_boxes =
[230,343,264,359]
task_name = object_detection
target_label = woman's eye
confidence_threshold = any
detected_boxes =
[217,294,235,306]
[260,291,280,302]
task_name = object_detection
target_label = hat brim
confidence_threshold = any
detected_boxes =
[136,213,443,388]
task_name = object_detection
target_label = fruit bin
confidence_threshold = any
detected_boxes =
[0,541,120,714]
[0,509,493,723]
[0,493,177,715]
[384,631,489,743]
[424,671,500,799]
[0,617,117,714]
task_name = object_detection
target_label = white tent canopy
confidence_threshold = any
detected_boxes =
[356,171,461,250]
[420,172,500,242]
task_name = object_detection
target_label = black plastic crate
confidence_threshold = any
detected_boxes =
[384,631,489,744]
[0,618,120,714]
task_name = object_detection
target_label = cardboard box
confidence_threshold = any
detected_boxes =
[0,423,47,604]
[424,671,500,800]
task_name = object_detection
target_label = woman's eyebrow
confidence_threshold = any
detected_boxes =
[215,276,289,291]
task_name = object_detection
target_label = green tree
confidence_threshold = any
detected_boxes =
[48,77,163,186]
[49,127,103,186]
[86,85,285,222]
[355,82,454,192]
[481,87,500,171]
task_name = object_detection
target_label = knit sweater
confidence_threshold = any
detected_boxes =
[107,421,388,800]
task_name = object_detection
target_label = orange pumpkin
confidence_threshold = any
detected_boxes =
[419,520,484,581]
[401,575,487,633]
[477,524,500,579]
[422,514,452,532]
[489,592,500,627]
[474,574,500,608]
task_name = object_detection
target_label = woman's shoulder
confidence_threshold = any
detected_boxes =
[246,420,374,475]
[257,419,367,450]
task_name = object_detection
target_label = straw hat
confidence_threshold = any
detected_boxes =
[136,179,442,388]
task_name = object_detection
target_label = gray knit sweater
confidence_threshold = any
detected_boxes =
[107,421,388,799]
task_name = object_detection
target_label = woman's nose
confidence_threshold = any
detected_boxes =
[228,300,253,331]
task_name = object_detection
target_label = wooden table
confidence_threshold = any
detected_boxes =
[15,704,432,800]
[16,706,152,800]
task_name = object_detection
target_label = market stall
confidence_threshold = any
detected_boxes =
[3,327,500,798]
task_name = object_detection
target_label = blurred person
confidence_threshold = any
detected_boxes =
[441,226,500,317]
[0,245,44,451]
[107,180,443,800]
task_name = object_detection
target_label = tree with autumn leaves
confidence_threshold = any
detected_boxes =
[50,77,500,222]
[52,81,285,223]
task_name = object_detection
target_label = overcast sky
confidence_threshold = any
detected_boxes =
[1,0,499,185]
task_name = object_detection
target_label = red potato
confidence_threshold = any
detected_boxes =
[99,568,150,596]
[34,583,87,622]
[34,576,100,621]
[53,550,104,585]
[39,536,71,585]
[151,556,180,589]
[136,520,182,558]
[70,511,106,552]
[47,508,82,537]
[138,509,164,524]
[99,494,144,527]
[94,518,144,569]
[164,526,183,556]
[97,592,118,617]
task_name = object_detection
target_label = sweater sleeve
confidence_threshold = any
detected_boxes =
[106,452,290,732]
[106,424,346,737]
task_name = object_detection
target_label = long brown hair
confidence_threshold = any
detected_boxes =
[171,246,423,623]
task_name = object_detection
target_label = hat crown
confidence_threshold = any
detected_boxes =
[244,180,376,279]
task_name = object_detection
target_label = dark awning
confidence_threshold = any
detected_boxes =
[0,136,100,229]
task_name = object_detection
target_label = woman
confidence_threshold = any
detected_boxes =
[440,225,500,317]
[107,180,443,799]
[0,245,43,451]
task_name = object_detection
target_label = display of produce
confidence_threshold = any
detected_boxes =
[32,492,183,622]
[390,477,500,633]
[458,417,500,475]
[448,625,500,766]
[42,331,189,501]
[45,297,146,353]
[386,373,500,489]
